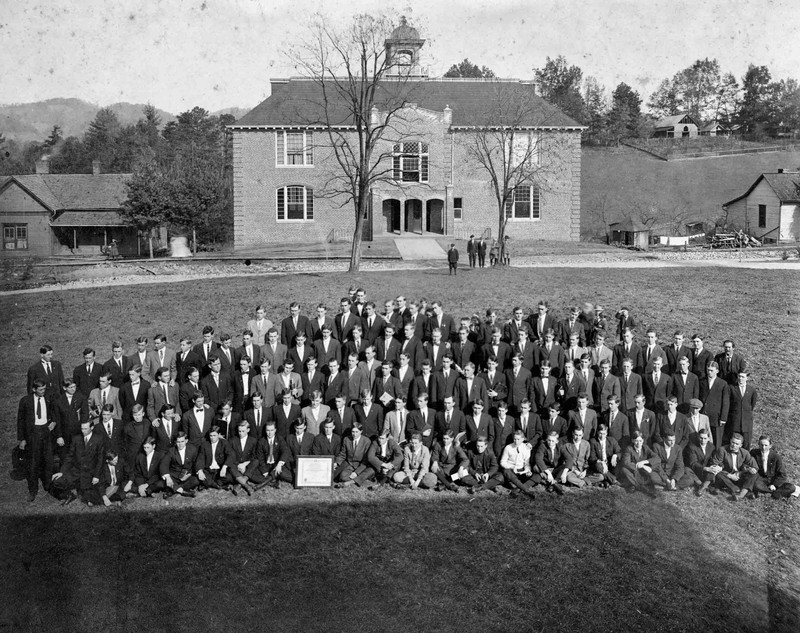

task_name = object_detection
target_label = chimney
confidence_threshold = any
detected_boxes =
[35,156,50,174]
[92,160,101,175]
[443,104,452,126]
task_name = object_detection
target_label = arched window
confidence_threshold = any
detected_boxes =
[276,186,314,221]
[395,50,413,67]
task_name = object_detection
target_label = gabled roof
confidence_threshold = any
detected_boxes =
[699,121,728,132]
[232,78,584,129]
[654,113,699,129]
[0,174,130,212]
[722,172,800,207]
[609,219,650,232]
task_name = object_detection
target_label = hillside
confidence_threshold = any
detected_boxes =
[581,145,800,237]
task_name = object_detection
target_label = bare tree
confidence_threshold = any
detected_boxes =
[457,83,574,260]
[290,13,421,271]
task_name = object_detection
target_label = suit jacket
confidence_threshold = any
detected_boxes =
[618,372,643,412]
[665,344,692,375]
[175,349,202,384]
[513,340,537,371]
[215,412,241,440]
[198,438,231,471]
[361,315,385,345]
[435,409,466,439]
[451,340,477,371]
[180,406,214,446]
[399,337,424,373]
[28,359,65,398]
[505,367,532,409]
[375,336,401,366]
[431,441,468,471]
[280,315,313,347]
[244,406,270,440]
[127,350,155,382]
[179,380,203,413]
[312,432,342,457]
[328,406,356,437]
[479,370,508,411]
[438,370,460,401]
[559,439,592,472]
[151,416,180,452]
[588,345,614,373]
[323,372,348,406]
[145,348,177,385]
[711,445,755,474]
[466,447,499,478]
[670,372,700,411]
[423,342,447,372]
[192,341,219,374]
[531,377,558,414]
[641,344,669,374]
[247,319,274,346]
[558,372,587,413]
[147,381,181,421]
[492,416,516,457]
[275,371,303,403]
[232,369,256,413]
[689,348,713,380]
[256,342,284,372]
[684,413,712,446]
[535,441,563,473]
[383,409,410,445]
[410,372,444,408]
[250,373,280,408]
[336,436,371,472]
[559,319,586,347]
[103,356,131,389]
[515,413,541,446]
[284,432,315,465]
[714,352,747,385]
[134,450,164,486]
[92,418,125,454]
[612,342,643,375]
[61,433,104,487]
[627,408,657,444]
[538,414,569,441]
[480,341,513,370]
[464,412,493,445]
[408,314,428,343]
[72,362,103,397]
[269,402,302,437]
[727,384,758,435]
[300,404,331,436]
[313,338,341,368]
[603,410,629,446]
[257,435,289,470]
[334,311,357,343]
[87,386,122,421]
[227,435,260,467]
[393,365,414,396]
[119,379,151,422]
[236,343,263,369]
[16,393,56,443]
[699,377,730,426]
[406,409,435,447]
[750,450,788,488]
[372,374,403,407]
[123,419,151,467]
[353,404,384,439]
[621,444,660,473]
[567,409,598,440]
[54,392,89,439]
[528,314,558,343]
[575,369,596,407]
[592,373,621,412]
[99,460,132,488]
[686,442,715,472]
[159,444,199,478]
[589,436,622,469]
[214,346,236,374]
[301,370,326,405]
[652,443,685,480]
[428,313,456,342]
[534,344,565,376]
[503,320,527,345]
[643,372,672,414]
[342,367,369,403]
[286,345,313,372]
[455,376,488,413]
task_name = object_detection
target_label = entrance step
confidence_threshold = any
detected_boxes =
[393,238,447,260]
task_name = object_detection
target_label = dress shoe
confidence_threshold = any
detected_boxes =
[254,480,271,492]
[509,490,519,499]
[447,483,459,493]
[241,484,252,496]
[229,486,238,496]
[163,491,173,500]
[524,489,536,500]
[552,483,565,496]
[179,490,197,498]
[272,480,281,490]
[62,491,78,506]
[696,481,710,497]
[27,492,37,503]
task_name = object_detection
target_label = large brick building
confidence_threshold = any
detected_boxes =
[230,21,584,249]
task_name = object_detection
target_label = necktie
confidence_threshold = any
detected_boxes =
[46,362,52,376]
[110,465,116,486]
[446,412,451,427]
[102,390,107,406]
[36,397,42,418]
[163,383,170,404]
[85,435,90,446]
[87,363,92,373]
[106,421,112,436]
[159,349,164,364]
[117,359,122,371]
[255,410,260,427]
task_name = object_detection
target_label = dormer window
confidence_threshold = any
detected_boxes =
[393,141,428,183]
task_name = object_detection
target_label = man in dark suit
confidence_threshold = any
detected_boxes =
[73,347,103,397]
[93,405,125,454]
[480,356,508,413]
[226,421,264,494]
[514,399,541,447]
[334,423,372,486]
[447,242,459,275]
[491,401,515,458]
[618,358,643,413]
[255,421,290,487]
[699,361,729,448]
[259,328,284,372]
[103,341,131,389]
[271,389,301,438]
[310,304,337,341]
[180,392,214,447]
[664,332,692,376]
[435,395,466,441]
[274,419,315,485]
[192,326,219,376]
[620,431,661,495]
[528,301,558,343]
[214,401,241,440]
[652,431,696,490]
[612,328,643,376]
[423,329,448,372]
[711,433,757,500]
[477,237,487,268]
[354,389,384,439]
[375,323,401,366]
[50,420,103,503]
[236,330,263,369]
[147,367,181,421]
[54,378,88,460]
[687,429,716,495]
[244,392,270,440]
[175,338,202,385]
[119,366,150,423]
[196,426,231,490]
[670,356,699,414]
[503,307,527,346]
[559,306,585,348]
[215,334,236,375]
[614,307,636,343]
[603,395,629,447]
[200,356,233,411]
[146,335,177,385]
[159,431,200,498]
[329,394,355,437]
[455,363,488,414]
[152,404,181,453]
[689,334,713,381]
[589,423,622,487]
[567,393,598,440]
[361,302,385,346]
[533,431,565,493]
[312,418,343,457]
[643,356,672,414]
[134,436,165,496]
[180,367,203,414]
[128,336,155,383]
[714,340,747,385]
[654,396,689,448]
[372,360,402,409]
[750,435,798,499]
[27,344,65,399]
[464,399,493,446]
[123,405,151,469]
[505,353,532,415]
[451,328,477,372]
[512,327,536,372]
[539,403,568,442]
[232,356,256,415]
[466,234,477,267]
[335,298,357,342]
[281,302,313,347]
[406,394,435,448]
[628,394,656,445]
[725,371,758,449]
[314,324,342,369]
[428,301,457,343]
[592,360,620,414]
[17,380,57,501]
[558,360,586,415]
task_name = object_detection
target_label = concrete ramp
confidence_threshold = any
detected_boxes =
[393,238,447,260]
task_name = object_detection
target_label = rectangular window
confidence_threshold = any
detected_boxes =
[504,186,540,221]
[393,141,429,182]
[276,131,313,166]
[758,204,766,228]
[453,197,463,221]
[3,224,28,250]
[276,186,314,222]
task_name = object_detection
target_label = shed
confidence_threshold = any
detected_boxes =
[722,170,800,243]
[653,114,699,138]
[608,219,650,250]
[699,121,729,137]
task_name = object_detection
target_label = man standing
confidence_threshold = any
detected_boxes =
[27,344,65,398]
[17,380,57,502]
[714,340,747,385]
[477,236,487,268]
[726,371,758,449]
[447,242,459,276]
[699,361,729,448]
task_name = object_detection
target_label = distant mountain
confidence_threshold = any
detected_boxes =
[211,107,251,121]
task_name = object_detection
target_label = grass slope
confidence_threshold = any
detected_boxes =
[1,267,798,632]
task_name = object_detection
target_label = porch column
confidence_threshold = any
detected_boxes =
[444,185,454,236]
[73,229,77,250]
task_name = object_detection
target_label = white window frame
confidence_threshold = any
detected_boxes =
[275,131,314,167]
[504,185,541,222]
[453,197,463,221]
[392,141,429,183]
[276,186,314,222]
[3,224,28,250]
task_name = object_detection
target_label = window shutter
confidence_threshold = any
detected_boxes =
[532,186,540,219]
[305,131,313,165]
[306,187,314,220]
[276,132,285,166]
[277,187,285,220]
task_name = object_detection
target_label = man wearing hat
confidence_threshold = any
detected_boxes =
[684,398,711,450]
[467,234,477,268]
[447,243,459,276]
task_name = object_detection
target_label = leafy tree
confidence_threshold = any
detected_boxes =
[533,56,586,123]
[776,78,800,136]
[738,64,780,136]
[289,12,420,271]
[648,59,724,122]
[49,136,91,174]
[84,107,122,170]
[647,78,678,118]
[43,125,62,150]
[120,160,169,258]
[713,72,740,127]
[444,59,495,78]
[582,76,607,144]
[607,83,642,140]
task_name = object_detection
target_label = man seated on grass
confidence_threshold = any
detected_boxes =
[499,429,537,499]
[533,431,565,495]
[750,435,800,500]
[430,429,468,493]
[134,436,165,497]
[460,436,504,494]
[197,425,231,491]
[226,421,263,495]
[366,431,403,489]
[334,422,371,487]
[254,421,289,491]
[620,431,661,497]
[393,432,436,490]
[311,417,342,457]
[589,423,621,488]
[651,431,696,491]
[160,431,200,499]
[687,428,717,496]
[95,449,133,507]
[556,427,601,489]
[711,432,757,502]
[275,419,315,486]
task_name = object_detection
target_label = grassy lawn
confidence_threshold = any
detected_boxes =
[1,267,798,632]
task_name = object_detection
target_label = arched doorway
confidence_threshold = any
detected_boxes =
[426,199,444,234]
[405,199,423,234]
[383,199,401,232]
[682,125,690,138]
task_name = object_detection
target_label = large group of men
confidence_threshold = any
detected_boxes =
[17,289,797,506]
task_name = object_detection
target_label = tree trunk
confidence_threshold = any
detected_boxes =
[497,211,507,264]
[192,228,197,255]
[349,204,364,272]
[148,234,154,259]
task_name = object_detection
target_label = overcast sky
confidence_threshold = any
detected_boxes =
[3,0,799,113]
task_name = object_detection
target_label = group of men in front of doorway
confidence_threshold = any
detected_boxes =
[17,290,797,505]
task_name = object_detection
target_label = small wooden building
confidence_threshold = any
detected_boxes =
[0,159,137,258]
[699,121,729,137]
[722,170,800,244]
[608,219,650,250]
[653,114,699,138]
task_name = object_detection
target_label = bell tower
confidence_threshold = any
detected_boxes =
[385,16,425,76]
